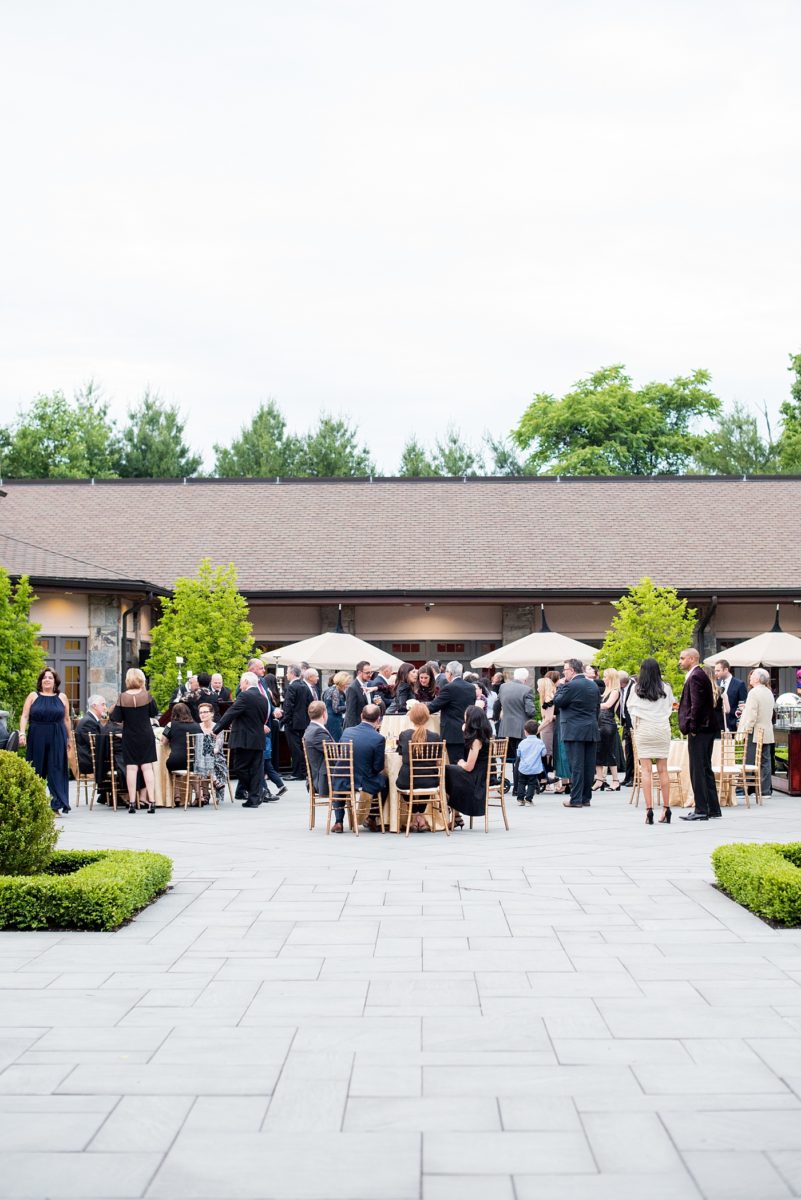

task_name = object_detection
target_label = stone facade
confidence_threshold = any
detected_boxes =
[319,604,356,635]
[501,604,537,644]
[88,596,121,703]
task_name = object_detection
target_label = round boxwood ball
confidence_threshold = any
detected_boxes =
[0,750,59,875]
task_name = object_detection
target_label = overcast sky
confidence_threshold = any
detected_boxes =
[1,1,799,473]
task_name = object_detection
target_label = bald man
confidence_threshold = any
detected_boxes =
[677,648,720,821]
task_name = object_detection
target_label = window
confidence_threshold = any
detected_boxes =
[391,643,421,655]
[37,638,52,653]
[436,643,465,654]
[64,638,83,651]
[62,664,82,711]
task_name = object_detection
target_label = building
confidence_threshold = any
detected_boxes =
[2,475,800,710]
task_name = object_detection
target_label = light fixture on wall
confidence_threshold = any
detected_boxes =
[424,603,435,613]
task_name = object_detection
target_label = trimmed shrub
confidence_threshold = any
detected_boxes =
[0,849,172,931]
[712,842,801,927]
[0,750,58,875]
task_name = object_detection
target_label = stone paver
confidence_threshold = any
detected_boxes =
[1,781,801,1198]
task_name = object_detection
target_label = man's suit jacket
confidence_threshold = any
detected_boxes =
[303,721,333,794]
[553,675,601,741]
[738,683,775,745]
[212,686,232,703]
[619,680,634,731]
[427,678,479,745]
[75,712,102,774]
[344,679,371,729]
[678,666,717,736]
[214,687,269,750]
[719,675,748,732]
[341,722,386,792]
[282,678,317,733]
[497,680,536,740]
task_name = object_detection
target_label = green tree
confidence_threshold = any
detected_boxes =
[293,414,376,477]
[483,432,528,476]
[596,577,698,705]
[0,383,121,478]
[778,352,801,472]
[0,753,58,875]
[117,391,202,478]
[397,436,438,476]
[146,560,254,709]
[433,425,482,476]
[213,401,299,477]
[512,365,721,475]
[0,570,46,725]
[693,402,778,474]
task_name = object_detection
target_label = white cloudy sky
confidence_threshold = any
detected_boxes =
[1,0,799,473]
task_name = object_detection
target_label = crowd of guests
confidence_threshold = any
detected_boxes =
[16,647,779,827]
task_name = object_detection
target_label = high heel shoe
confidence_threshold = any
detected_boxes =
[607,782,621,792]
[645,808,654,824]
[658,806,672,824]
[128,803,136,814]
[591,780,606,792]
[147,803,156,814]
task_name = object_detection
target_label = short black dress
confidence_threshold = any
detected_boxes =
[445,739,490,816]
[596,692,623,768]
[109,691,158,765]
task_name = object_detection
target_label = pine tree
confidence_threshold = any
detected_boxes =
[145,560,254,709]
[596,577,698,703]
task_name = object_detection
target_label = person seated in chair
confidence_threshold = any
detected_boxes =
[303,700,346,830]
[162,702,202,777]
[341,704,388,828]
[396,702,444,832]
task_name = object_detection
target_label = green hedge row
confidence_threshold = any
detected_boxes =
[712,842,801,927]
[0,849,173,931]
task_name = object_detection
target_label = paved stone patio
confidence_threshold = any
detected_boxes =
[2,782,801,1199]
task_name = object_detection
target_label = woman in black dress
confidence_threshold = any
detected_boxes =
[393,663,419,714]
[414,663,438,704]
[445,705,492,828]
[594,668,622,791]
[396,702,443,832]
[109,668,159,813]
[162,702,202,773]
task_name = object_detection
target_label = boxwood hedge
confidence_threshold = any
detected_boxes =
[0,849,173,931]
[712,842,801,927]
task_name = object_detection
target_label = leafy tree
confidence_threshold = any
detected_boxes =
[483,432,528,476]
[0,383,121,478]
[0,570,46,725]
[397,436,438,476]
[146,560,254,709]
[293,414,376,477]
[117,391,202,478]
[778,352,801,472]
[693,402,778,475]
[512,365,721,475]
[0,753,58,875]
[596,577,698,706]
[213,401,300,477]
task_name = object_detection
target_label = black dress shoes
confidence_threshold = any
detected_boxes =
[680,811,708,821]
[242,799,261,808]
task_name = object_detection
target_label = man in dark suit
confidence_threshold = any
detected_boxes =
[341,705,388,801]
[210,673,232,703]
[678,648,721,820]
[75,694,107,775]
[426,661,479,765]
[214,671,270,808]
[344,661,376,729]
[618,671,635,787]
[553,658,601,807]
[713,660,747,733]
[281,666,319,778]
[303,700,345,830]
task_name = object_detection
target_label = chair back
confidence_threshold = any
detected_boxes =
[409,739,445,793]
[486,738,509,802]
[86,731,98,776]
[303,739,318,802]
[323,740,355,801]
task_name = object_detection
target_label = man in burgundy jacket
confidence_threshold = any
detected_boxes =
[678,647,721,821]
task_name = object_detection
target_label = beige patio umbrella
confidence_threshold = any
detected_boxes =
[704,607,801,668]
[471,606,598,669]
[262,631,404,672]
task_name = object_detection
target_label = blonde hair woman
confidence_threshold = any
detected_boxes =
[395,702,444,832]
[594,667,623,792]
[537,670,559,775]
[323,671,351,740]
[109,668,159,813]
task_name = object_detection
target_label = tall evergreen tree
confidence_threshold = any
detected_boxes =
[117,391,202,478]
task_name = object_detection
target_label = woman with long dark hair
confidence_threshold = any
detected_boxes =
[627,658,675,825]
[414,663,438,704]
[264,672,284,775]
[393,663,419,714]
[445,704,493,826]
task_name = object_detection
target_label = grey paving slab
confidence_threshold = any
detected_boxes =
[1,782,801,1198]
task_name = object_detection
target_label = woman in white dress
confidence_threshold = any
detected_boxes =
[626,658,675,825]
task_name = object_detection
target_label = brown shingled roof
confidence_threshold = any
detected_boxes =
[1,476,800,597]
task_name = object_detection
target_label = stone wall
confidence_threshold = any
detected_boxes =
[88,596,121,702]
[501,604,537,644]
[319,604,356,635]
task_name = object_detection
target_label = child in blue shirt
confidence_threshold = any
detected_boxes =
[516,719,546,804]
